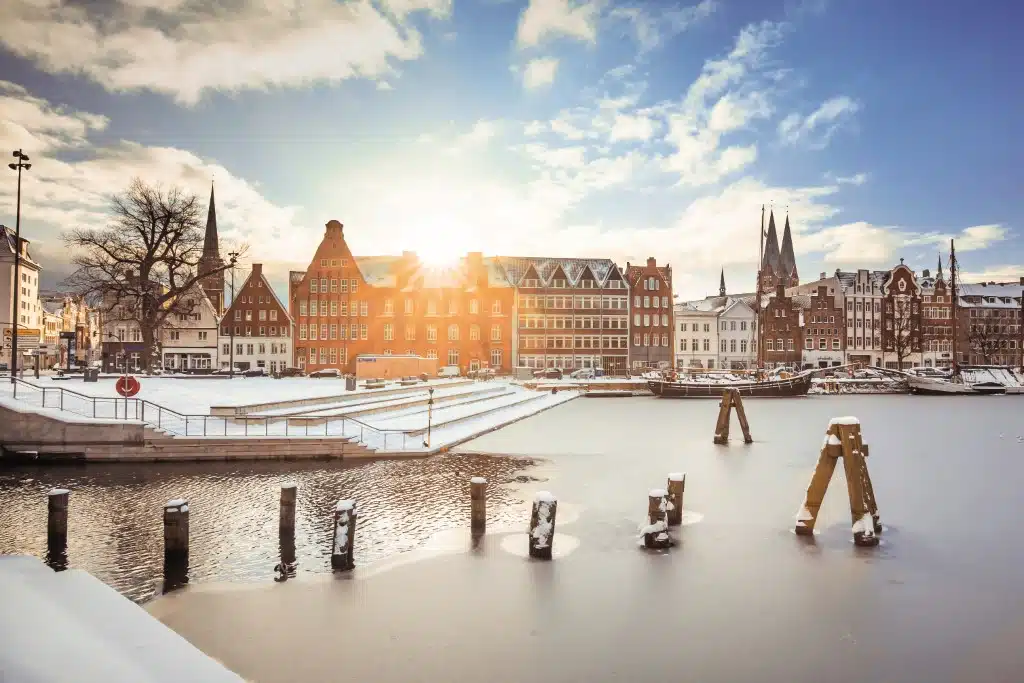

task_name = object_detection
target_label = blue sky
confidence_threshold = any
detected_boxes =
[0,0,1020,300]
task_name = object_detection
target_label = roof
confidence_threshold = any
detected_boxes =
[353,256,398,287]
[202,184,218,260]
[676,293,756,315]
[958,282,1023,309]
[0,224,40,267]
[624,264,671,287]
[228,266,293,323]
[496,256,622,288]
[761,211,781,275]
[779,215,797,281]
[834,269,890,292]
[351,255,514,290]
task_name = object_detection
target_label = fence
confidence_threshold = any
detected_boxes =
[7,379,414,450]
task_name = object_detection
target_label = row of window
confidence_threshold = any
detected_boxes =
[309,277,358,294]
[679,322,712,333]
[717,339,756,353]
[765,339,797,352]
[520,295,628,310]
[298,323,503,342]
[969,308,1021,318]
[719,320,754,332]
[634,314,670,328]
[300,324,368,341]
[517,354,612,369]
[221,343,289,356]
[318,258,350,268]
[519,278,624,289]
[299,300,369,317]
[166,330,210,341]
[804,338,843,351]
[679,338,712,352]
[221,326,286,337]
[234,309,279,322]
[632,334,670,347]
[298,298,505,317]
[641,277,663,291]
[633,295,670,309]
[519,336,629,350]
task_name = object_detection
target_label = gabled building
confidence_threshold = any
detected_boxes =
[918,261,954,368]
[761,284,803,368]
[718,298,758,369]
[220,264,293,373]
[834,269,888,367]
[1,224,43,371]
[497,256,629,374]
[624,257,673,370]
[162,285,220,372]
[880,260,923,369]
[290,221,515,375]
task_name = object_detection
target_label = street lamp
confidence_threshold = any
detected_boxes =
[423,387,435,448]
[8,150,31,384]
[227,250,240,377]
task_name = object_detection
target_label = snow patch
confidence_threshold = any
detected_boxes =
[829,416,860,426]
[180,504,189,513]
[795,505,814,522]
[827,434,842,446]
[165,499,186,509]
[335,499,356,512]
[649,488,667,498]
[639,519,668,535]
[534,491,556,504]
[852,512,875,536]
[470,477,487,485]
[281,483,297,490]
[48,488,70,496]
[667,472,685,482]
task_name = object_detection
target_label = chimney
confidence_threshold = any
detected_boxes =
[252,263,263,278]
[646,257,656,268]
[325,220,344,237]
[820,271,826,280]
[775,284,785,298]
[922,268,931,278]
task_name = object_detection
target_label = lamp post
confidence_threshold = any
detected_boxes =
[227,251,240,377]
[8,150,31,384]
[424,387,434,448]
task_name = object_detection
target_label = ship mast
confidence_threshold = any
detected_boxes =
[755,205,765,371]
[950,239,959,378]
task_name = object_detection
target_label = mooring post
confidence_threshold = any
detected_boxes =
[860,443,882,533]
[837,422,878,547]
[163,498,190,565]
[666,473,685,526]
[528,491,557,560]
[470,477,487,535]
[794,427,843,535]
[713,389,733,444]
[47,488,70,541]
[279,483,297,535]
[643,489,671,549]
[331,499,357,571]
[731,390,753,443]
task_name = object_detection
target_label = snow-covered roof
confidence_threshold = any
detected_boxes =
[958,282,1023,299]
[496,256,622,287]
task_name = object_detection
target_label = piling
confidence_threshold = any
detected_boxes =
[528,491,557,560]
[331,499,357,571]
[47,488,70,540]
[643,489,671,549]
[163,499,190,559]
[860,443,882,533]
[279,483,297,535]
[714,389,752,444]
[470,477,487,535]
[666,474,685,526]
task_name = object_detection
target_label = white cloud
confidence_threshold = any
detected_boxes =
[609,113,657,142]
[521,57,560,90]
[959,265,1024,284]
[0,0,450,104]
[778,96,860,148]
[611,0,717,53]
[516,0,602,48]
[954,224,1008,251]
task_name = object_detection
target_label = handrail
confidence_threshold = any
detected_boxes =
[4,378,417,449]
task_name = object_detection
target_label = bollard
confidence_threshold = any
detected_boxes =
[666,474,685,526]
[47,488,70,539]
[331,499,357,571]
[279,483,297,535]
[470,477,487,535]
[642,489,671,549]
[163,499,190,559]
[528,491,557,560]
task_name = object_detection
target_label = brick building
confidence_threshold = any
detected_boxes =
[496,257,629,374]
[624,257,673,370]
[881,260,922,369]
[835,269,887,367]
[290,221,515,375]
[761,284,803,368]
[958,280,1023,367]
[919,263,954,368]
[800,284,845,368]
[220,264,293,373]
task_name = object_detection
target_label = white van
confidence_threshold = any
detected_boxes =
[438,365,461,378]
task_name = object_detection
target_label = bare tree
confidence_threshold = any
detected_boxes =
[63,178,243,374]
[967,319,1005,365]
[888,296,917,369]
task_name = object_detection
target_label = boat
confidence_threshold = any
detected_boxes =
[649,370,814,398]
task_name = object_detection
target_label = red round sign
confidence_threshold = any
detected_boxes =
[116,375,141,398]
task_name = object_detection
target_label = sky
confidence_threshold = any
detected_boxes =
[0,0,1021,302]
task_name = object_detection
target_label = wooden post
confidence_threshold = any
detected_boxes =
[643,489,671,549]
[838,423,878,547]
[860,443,882,533]
[331,499,357,571]
[528,491,557,560]
[732,390,753,443]
[713,390,733,444]
[279,483,297,535]
[47,488,70,540]
[164,499,189,556]
[666,473,685,526]
[470,477,487,535]
[794,429,842,535]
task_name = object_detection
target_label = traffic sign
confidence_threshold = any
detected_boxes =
[115,375,141,397]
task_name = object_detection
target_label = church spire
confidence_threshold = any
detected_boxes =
[198,181,225,313]
[719,268,726,297]
[779,213,798,286]
[203,182,219,260]
[761,210,781,278]
[936,255,944,282]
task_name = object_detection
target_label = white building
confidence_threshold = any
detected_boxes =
[162,286,221,372]
[674,303,719,369]
[1,224,43,371]
[831,269,886,367]
[718,299,758,369]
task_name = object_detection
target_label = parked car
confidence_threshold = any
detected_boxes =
[278,367,304,377]
[308,368,342,378]
[570,368,595,380]
[437,365,461,378]
[243,367,268,377]
[533,368,563,380]
[212,366,243,375]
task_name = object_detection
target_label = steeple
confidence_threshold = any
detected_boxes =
[198,182,225,313]
[761,210,782,288]
[936,255,944,283]
[719,268,726,297]
[779,213,798,286]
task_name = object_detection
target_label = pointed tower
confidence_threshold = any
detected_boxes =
[198,183,225,313]
[935,255,944,283]
[719,268,727,297]
[779,214,798,287]
[761,210,782,290]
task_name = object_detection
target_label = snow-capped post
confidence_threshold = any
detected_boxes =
[47,488,70,541]
[860,443,882,533]
[528,491,557,560]
[666,474,685,526]
[713,389,752,445]
[470,477,487,536]
[331,499,357,571]
[163,498,190,561]
[279,483,297,536]
[643,489,671,549]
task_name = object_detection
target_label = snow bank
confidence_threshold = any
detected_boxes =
[165,499,186,509]
[829,416,860,426]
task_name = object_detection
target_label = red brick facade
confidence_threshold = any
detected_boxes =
[802,285,845,365]
[625,257,673,369]
[762,284,803,367]
[220,263,293,371]
[290,221,515,374]
[882,262,922,367]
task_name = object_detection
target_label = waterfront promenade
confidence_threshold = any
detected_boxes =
[133,395,1024,683]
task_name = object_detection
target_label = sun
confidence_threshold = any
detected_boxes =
[408,215,470,269]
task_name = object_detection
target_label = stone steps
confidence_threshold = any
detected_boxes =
[81,436,375,462]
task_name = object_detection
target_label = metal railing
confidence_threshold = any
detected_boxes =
[6,379,416,450]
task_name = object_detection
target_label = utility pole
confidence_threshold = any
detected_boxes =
[227,251,240,377]
[7,150,31,383]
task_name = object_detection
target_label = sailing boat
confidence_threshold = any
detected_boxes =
[907,240,1006,395]
[651,207,813,398]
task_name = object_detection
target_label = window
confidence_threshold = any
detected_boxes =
[680,339,687,351]
[258,326,266,336]
[805,338,813,350]
[703,339,709,351]
[319,278,327,292]
[360,324,367,340]
[329,324,337,340]
[320,259,328,267]
[490,349,502,368]
[309,325,317,340]
[427,300,437,316]
[258,310,266,321]
[350,301,359,317]
[721,321,727,331]
[222,343,230,355]
[351,279,358,292]
[491,325,501,341]
[661,314,668,327]
[470,300,479,314]
[832,339,841,350]
[634,296,641,307]
[766,339,774,351]
[405,324,415,340]
[320,301,327,316]
[448,300,457,315]
[236,343,244,355]
[350,325,358,340]
[729,339,736,352]
[643,334,649,346]
[341,301,348,316]
[384,323,393,341]
[427,325,437,342]
[168,331,180,341]
[320,324,328,339]
[652,335,660,347]
[740,339,747,353]
[448,324,460,341]
[643,296,650,308]
[247,344,254,355]
[341,279,348,293]
[730,321,736,331]
[653,315,659,327]
[310,279,319,294]
[721,339,727,352]
[320,348,328,363]
[448,349,459,366]
[331,279,338,293]
[270,310,278,321]
[491,300,502,315]
[787,339,795,351]
[309,299,317,317]
[633,334,640,346]
[634,314,641,326]
[299,302,306,316]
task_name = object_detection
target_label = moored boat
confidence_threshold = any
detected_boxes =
[650,370,814,398]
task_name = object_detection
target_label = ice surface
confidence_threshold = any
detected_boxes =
[165,499,186,508]
[534,491,556,504]
[470,477,487,485]
[48,488,70,496]
[649,488,667,498]
[668,472,685,482]
[829,416,860,426]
